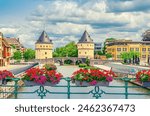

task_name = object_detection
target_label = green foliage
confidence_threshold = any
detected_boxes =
[85,57,90,66]
[44,63,57,71]
[23,49,35,61]
[79,63,87,67]
[53,41,78,57]
[64,59,73,64]
[13,50,22,61]
[106,53,112,58]
[10,44,16,49]
[76,60,82,65]
[94,51,104,55]
[102,38,116,55]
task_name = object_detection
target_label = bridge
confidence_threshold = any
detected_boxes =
[34,57,85,65]
[33,57,122,65]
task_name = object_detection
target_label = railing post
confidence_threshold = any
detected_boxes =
[13,78,19,99]
[123,77,130,99]
[66,77,71,99]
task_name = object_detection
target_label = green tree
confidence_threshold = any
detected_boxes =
[23,49,35,61]
[94,51,104,55]
[53,41,78,57]
[13,51,22,61]
[102,38,116,55]
[85,57,90,66]
[106,53,112,58]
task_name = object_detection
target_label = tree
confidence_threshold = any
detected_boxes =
[94,51,104,55]
[85,57,90,66]
[23,49,35,61]
[53,41,78,57]
[106,53,112,58]
[13,51,22,61]
[121,51,140,64]
[102,38,116,55]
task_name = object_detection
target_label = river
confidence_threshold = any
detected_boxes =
[15,66,150,99]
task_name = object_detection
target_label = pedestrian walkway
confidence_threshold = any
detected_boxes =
[112,62,150,69]
[94,65,111,71]
[0,65,29,71]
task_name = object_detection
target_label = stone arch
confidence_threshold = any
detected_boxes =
[75,60,82,65]
[55,59,63,65]
[64,59,74,65]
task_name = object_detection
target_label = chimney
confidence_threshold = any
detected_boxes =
[17,38,20,42]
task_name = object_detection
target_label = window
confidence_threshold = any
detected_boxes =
[45,52,47,55]
[79,52,81,54]
[136,48,139,51]
[85,52,87,54]
[130,48,134,51]
[112,49,114,52]
[142,48,146,51]
[142,55,146,58]
[117,55,120,58]
[123,48,127,51]
[117,48,121,51]
[148,48,150,51]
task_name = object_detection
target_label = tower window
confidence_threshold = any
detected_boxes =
[45,52,47,55]
[85,52,87,54]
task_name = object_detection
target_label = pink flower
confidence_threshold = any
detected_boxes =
[89,80,97,85]
[106,76,113,82]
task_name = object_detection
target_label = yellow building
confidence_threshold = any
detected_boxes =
[106,39,150,63]
[77,30,94,59]
[35,31,53,59]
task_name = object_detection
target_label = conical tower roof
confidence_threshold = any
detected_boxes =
[78,30,93,43]
[36,31,52,44]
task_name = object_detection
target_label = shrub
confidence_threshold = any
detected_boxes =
[44,63,57,71]
[79,63,87,67]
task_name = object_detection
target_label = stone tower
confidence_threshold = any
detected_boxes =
[77,30,94,59]
[35,31,53,59]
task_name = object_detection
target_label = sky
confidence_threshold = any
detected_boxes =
[0,0,150,48]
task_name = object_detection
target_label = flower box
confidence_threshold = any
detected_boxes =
[71,69,115,87]
[0,70,14,85]
[22,68,63,86]
[24,80,57,86]
[75,80,109,86]
[142,82,150,87]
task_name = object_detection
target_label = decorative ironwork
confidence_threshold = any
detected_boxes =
[0,77,150,99]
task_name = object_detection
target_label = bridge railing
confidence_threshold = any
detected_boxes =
[0,77,150,99]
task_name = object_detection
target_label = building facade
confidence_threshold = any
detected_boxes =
[106,39,150,63]
[77,30,94,59]
[0,32,11,66]
[5,37,26,57]
[94,42,103,51]
[35,31,53,60]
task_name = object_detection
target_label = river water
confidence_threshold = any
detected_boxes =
[15,66,150,99]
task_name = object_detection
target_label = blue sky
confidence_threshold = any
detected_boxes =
[0,0,150,48]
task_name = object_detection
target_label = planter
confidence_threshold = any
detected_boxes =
[24,80,57,86]
[142,82,150,87]
[75,81,109,86]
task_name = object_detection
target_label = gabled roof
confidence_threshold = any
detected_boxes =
[2,38,10,48]
[36,31,52,44]
[5,38,20,45]
[78,30,93,43]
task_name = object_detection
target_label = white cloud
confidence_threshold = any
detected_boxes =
[0,0,150,49]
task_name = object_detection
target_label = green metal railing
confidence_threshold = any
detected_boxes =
[0,77,150,99]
